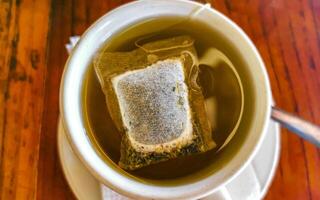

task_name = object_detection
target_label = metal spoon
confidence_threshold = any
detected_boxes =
[199,48,244,151]
[271,107,320,147]
[200,48,320,149]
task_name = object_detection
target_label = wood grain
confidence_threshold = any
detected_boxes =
[0,0,51,199]
[0,0,319,199]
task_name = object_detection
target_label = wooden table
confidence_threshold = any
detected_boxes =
[0,0,319,199]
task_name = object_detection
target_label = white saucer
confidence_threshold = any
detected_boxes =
[58,118,280,200]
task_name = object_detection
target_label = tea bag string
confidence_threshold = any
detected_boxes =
[135,3,211,53]
[181,50,202,93]
[189,3,211,20]
[135,37,195,53]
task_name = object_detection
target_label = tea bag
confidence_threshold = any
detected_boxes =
[94,35,216,170]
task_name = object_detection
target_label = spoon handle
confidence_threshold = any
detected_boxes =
[271,107,320,147]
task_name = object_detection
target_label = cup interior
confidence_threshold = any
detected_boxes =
[61,0,271,199]
[83,15,247,183]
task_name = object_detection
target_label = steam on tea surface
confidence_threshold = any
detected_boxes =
[82,17,243,179]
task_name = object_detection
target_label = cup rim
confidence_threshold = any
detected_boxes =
[60,0,272,199]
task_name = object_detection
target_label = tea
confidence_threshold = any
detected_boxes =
[82,16,245,180]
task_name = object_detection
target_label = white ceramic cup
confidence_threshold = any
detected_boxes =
[60,0,272,199]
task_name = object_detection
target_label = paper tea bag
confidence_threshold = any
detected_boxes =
[94,35,216,170]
